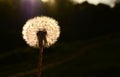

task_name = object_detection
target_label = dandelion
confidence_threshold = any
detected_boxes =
[22,16,60,48]
[22,16,60,77]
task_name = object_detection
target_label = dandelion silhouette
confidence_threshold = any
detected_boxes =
[22,16,60,77]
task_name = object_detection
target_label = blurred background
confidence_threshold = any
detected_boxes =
[0,0,120,77]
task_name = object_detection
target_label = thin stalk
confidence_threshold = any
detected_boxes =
[37,30,47,77]
[38,42,43,77]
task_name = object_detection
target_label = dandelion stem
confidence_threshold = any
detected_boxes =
[38,43,43,77]
[37,30,47,77]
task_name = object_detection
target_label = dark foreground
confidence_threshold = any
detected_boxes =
[0,33,120,77]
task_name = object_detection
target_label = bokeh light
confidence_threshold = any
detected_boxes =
[70,0,86,4]
[41,0,55,4]
[41,0,56,7]
[41,0,57,12]
[70,0,119,8]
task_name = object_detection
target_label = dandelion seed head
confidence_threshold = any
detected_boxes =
[22,16,60,48]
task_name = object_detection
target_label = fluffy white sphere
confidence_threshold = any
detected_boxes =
[22,16,60,48]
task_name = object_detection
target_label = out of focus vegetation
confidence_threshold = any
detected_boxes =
[0,33,120,77]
